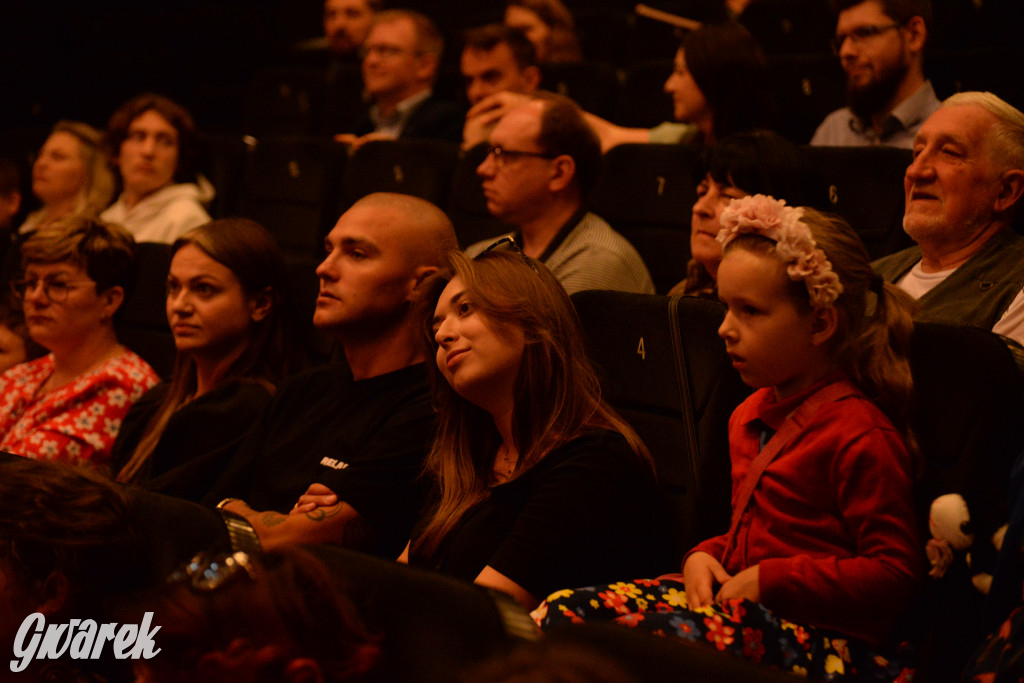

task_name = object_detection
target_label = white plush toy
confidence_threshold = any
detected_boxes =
[927,493,974,579]
[927,492,1009,593]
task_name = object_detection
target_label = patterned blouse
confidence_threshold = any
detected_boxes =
[0,351,160,467]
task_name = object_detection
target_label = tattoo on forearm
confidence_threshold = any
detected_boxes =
[305,504,342,522]
[261,511,288,527]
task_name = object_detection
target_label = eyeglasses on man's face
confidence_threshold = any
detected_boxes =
[359,44,422,59]
[830,22,902,54]
[484,145,557,170]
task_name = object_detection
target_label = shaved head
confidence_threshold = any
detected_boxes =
[351,192,458,271]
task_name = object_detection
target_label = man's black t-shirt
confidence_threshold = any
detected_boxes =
[205,363,436,558]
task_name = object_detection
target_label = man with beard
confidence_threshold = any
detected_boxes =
[323,0,380,60]
[811,0,939,148]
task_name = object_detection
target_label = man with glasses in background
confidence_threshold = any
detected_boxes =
[335,9,462,148]
[469,93,654,295]
[811,0,939,148]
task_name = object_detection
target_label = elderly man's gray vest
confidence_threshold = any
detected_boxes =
[873,228,1024,330]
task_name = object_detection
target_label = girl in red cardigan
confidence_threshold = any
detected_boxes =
[536,195,924,681]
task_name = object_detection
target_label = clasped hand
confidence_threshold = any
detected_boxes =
[681,551,760,608]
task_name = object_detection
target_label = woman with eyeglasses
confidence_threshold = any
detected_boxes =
[0,216,159,467]
[400,247,659,609]
[111,218,301,501]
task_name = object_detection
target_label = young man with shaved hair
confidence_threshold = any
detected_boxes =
[210,193,458,556]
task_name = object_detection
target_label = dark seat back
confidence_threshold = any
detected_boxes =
[236,135,348,256]
[908,323,1024,681]
[571,291,748,568]
[117,242,175,379]
[242,65,326,137]
[804,144,915,260]
[308,544,536,683]
[540,61,620,121]
[589,143,701,294]
[767,54,846,143]
[341,138,460,211]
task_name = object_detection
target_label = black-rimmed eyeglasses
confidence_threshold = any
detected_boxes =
[830,22,902,54]
[484,145,557,169]
[10,277,94,302]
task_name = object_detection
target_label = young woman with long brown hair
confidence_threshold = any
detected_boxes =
[112,218,300,500]
[399,246,661,609]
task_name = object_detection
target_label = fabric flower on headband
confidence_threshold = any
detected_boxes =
[716,194,844,308]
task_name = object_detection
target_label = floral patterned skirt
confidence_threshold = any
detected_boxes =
[533,577,914,682]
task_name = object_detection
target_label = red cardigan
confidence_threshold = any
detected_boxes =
[689,379,923,644]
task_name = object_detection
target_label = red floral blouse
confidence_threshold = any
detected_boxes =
[0,351,159,467]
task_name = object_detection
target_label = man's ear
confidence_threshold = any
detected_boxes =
[547,154,576,193]
[415,54,439,84]
[810,305,838,347]
[902,15,926,54]
[409,265,439,298]
[996,168,1024,215]
[249,287,274,323]
[102,285,125,321]
[36,571,69,616]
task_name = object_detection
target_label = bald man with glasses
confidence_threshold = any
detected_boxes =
[468,93,654,295]
[811,0,940,148]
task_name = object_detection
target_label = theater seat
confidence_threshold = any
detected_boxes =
[341,139,460,211]
[907,323,1024,681]
[803,144,915,260]
[768,54,846,144]
[571,291,749,568]
[117,242,175,379]
[308,544,537,683]
[242,65,325,137]
[616,60,675,128]
[589,143,701,294]
[236,135,347,257]
[540,62,620,122]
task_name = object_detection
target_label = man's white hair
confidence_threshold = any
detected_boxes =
[943,91,1024,171]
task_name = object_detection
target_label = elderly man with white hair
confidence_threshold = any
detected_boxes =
[874,91,1024,344]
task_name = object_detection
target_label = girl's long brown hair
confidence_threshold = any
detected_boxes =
[411,250,650,558]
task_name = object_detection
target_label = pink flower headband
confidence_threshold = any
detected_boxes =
[716,194,844,308]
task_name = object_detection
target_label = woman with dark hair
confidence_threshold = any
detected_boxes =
[0,217,159,466]
[398,247,660,609]
[112,218,300,502]
[131,547,380,683]
[100,92,214,244]
[18,120,116,235]
[587,22,774,149]
[668,129,821,297]
[505,0,582,63]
